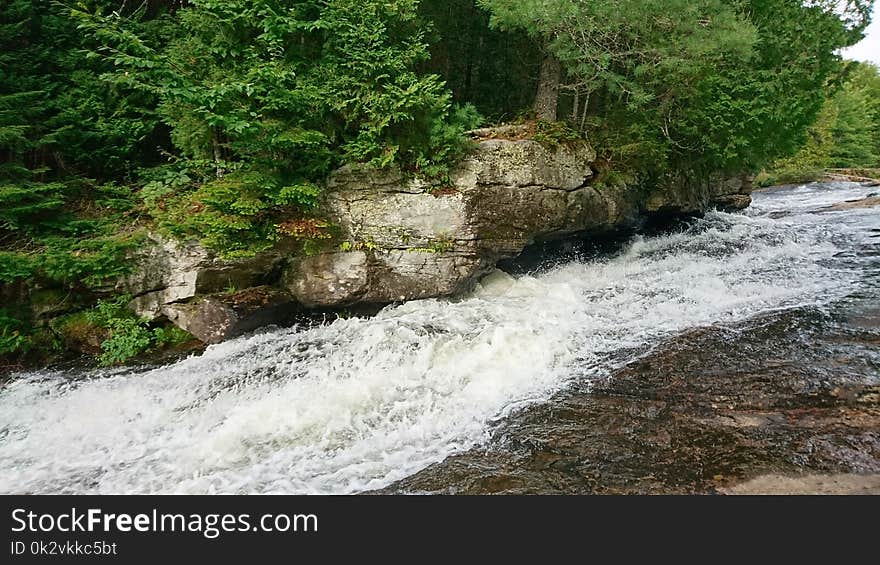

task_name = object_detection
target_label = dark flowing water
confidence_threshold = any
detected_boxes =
[0,182,877,494]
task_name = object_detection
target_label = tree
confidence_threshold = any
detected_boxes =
[763,61,880,182]
[475,0,872,181]
[686,0,873,172]
[838,62,880,166]
[419,0,539,121]
[78,0,477,255]
[829,78,879,167]
[0,0,170,358]
[474,0,568,120]
[478,0,754,123]
[0,0,160,288]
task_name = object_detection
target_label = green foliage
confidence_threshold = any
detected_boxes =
[97,319,154,366]
[760,101,835,185]
[76,0,477,255]
[0,1,156,293]
[675,0,871,174]
[765,62,880,182]
[409,237,455,254]
[152,326,194,349]
[0,253,35,284]
[153,168,321,256]
[532,120,584,147]
[85,296,153,365]
[84,296,194,366]
[443,0,873,182]
[828,67,879,167]
[405,103,483,181]
[0,309,32,356]
[481,0,755,101]
[314,0,449,167]
[0,209,142,289]
[1,305,64,360]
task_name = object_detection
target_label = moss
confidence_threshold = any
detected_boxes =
[29,288,80,319]
[393,227,415,245]
[52,299,199,366]
[409,237,455,254]
[29,327,61,353]
[338,238,384,253]
[30,289,66,308]
[51,312,108,356]
[532,120,586,148]
[0,309,33,357]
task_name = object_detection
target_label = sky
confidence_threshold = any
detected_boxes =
[842,3,880,65]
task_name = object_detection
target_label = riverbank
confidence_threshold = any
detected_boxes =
[2,132,755,374]
[758,168,880,189]
[381,182,880,495]
[1,181,875,495]
[384,303,880,494]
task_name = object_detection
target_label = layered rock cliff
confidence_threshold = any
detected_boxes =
[121,135,753,343]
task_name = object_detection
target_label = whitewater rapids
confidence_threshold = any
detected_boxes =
[0,182,875,494]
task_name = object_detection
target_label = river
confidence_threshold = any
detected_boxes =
[1,182,877,494]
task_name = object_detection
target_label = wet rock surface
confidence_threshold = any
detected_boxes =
[164,287,299,345]
[827,195,880,211]
[712,193,753,212]
[384,299,880,495]
[721,473,880,495]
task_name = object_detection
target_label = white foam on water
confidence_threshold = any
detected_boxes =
[0,183,875,494]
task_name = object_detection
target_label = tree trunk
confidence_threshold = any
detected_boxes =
[580,93,591,131]
[533,53,562,121]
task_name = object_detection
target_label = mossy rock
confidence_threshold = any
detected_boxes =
[50,313,108,356]
[30,289,78,320]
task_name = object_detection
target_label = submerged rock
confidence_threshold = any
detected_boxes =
[827,195,880,211]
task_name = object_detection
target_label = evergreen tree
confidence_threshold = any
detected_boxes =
[829,80,879,167]
[473,0,872,179]
[79,0,479,255]
[0,0,159,289]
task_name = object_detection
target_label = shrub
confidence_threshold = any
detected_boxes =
[85,296,194,366]
[0,310,32,357]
